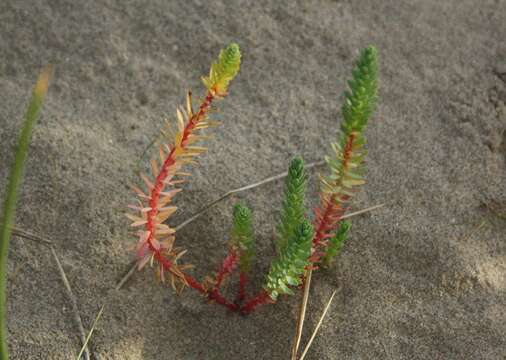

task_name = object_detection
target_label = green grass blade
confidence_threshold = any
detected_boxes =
[0,66,51,360]
[76,304,104,360]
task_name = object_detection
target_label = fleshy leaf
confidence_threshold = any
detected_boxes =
[276,157,307,254]
[322,220,351,267]
[202,43,241,95]
[264,220,313,300]
[230,203,255,273]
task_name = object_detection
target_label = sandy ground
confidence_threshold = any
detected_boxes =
[0,0,505,359]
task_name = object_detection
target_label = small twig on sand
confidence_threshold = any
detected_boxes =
[293,203,385,359]
[11,228,89,358]
[291,269,312,360]
[175,160,325,231]
[77,260,137,359]
[50,247,90,360]
[340,203,386,220]
[76,305,104,360]
[10,226,52,246]
[115,260,138,291]
[299,289,338,360]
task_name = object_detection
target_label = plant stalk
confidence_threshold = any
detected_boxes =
[0,66,51,359]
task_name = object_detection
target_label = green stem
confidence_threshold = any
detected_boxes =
[0,66,51,359]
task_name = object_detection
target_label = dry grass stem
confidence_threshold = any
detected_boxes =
[11,228,89,358]
[291,268,312,360]
[50,247,90,360]
[175,160,325,231]
[340,203,385,220]
[76,305,104,360]
[299,289,338,360]
[292,202,385,358]
[10,226,52,245]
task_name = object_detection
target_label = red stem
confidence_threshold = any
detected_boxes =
[138,91,238,311]
[146,92,215,253]
[154,251,237,310]
[236,272,248,304]
[209,290,238,311]
[313,195,340,247]
[240,290,272,315]
[153,251,206,293]
[205,248,240,311]
[214,248,239,289]
[139,92,214,294]
[311,133,355,262]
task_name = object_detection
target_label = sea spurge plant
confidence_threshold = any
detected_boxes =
[128,44,378,315]
[127,43,241,302]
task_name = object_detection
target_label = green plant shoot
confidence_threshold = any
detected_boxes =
[322,220,351,267]
[0,66,51,360]
[276,157,307,253]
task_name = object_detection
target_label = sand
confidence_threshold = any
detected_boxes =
[0,0,505,359]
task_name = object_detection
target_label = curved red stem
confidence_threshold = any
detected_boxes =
[240,290,272,315]
[214,248,239,289]
[146,92,215,253]
[154,251,237,310]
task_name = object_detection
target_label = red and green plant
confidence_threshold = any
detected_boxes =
[127,43,378,314]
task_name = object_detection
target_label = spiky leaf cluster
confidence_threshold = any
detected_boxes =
[231,203,255,273]
[264,220,313,300]
[323,45,378,196]
[202,43,241,96]
[276,157,307,253]
[341,46,378,133]
[320,130,367,198]
[322,220,350,267]
[314,46,378,253]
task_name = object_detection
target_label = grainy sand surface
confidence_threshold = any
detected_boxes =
[0,1,505,359]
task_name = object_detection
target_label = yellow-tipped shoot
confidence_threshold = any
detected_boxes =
[127,43,241,291]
